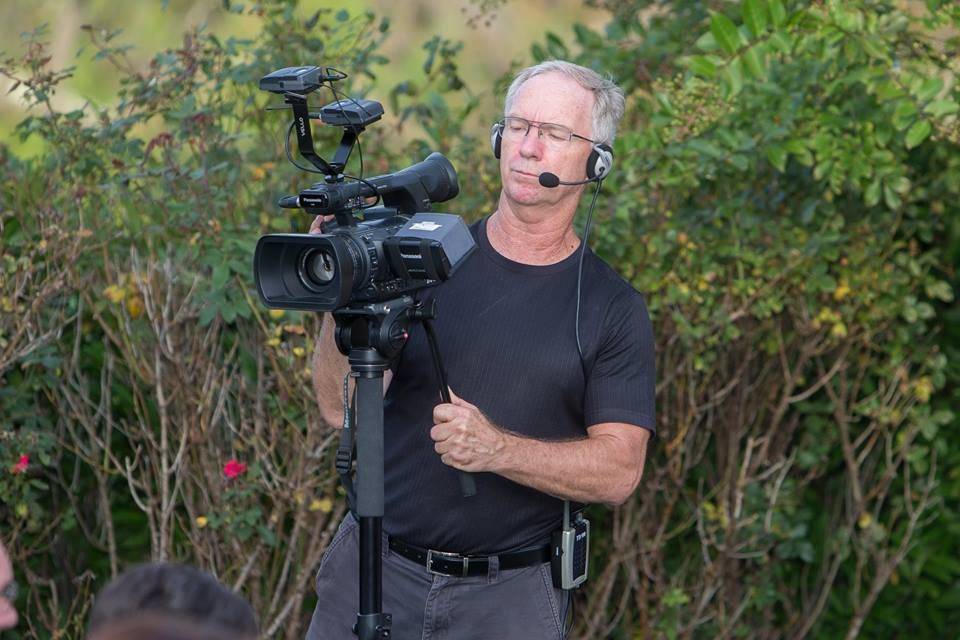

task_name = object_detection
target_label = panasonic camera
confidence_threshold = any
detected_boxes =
[253,65,475,312]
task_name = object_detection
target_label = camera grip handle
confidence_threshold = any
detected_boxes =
[438,384,478,498]
[421,317,477,498]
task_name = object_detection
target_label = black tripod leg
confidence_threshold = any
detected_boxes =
[354,372,391,639]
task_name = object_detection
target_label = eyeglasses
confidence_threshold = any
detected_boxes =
[1,579,17,603]
[499,117,594,148]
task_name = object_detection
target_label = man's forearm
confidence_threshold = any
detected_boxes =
[491,429,647,506]
[312,314,350,428]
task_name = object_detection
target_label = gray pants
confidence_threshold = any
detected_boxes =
[306,513,569,640]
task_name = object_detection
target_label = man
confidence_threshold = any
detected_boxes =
[307,60,655,640]
[0,539,17,631]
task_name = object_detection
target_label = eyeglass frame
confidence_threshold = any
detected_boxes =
[497,116,596,146]
[1,579,17,603]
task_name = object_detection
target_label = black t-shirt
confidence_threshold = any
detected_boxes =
[382,216,655,554]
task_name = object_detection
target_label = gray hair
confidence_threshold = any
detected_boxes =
[503,60,626,145]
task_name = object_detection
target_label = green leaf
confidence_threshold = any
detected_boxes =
[858,35,889,61]
[722,58,745,96]
[769,30,792,53]
[925,280,954,302]
[688,139,724,159]
[905,120,932,149]
[711,12,743,55]
[545,32,569,59]
[695,31,718,52]
[743,0,769,37]
[893,100,918,131]
[883,181,902,209]
[741,45,766,79]
[765,144,787,171]
[864,179,881,206]
[686,55,718,78]
[768,0,787,26]
[924,99,959,117]
[916,77,943,102]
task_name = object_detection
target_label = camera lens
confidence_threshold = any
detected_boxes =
[299,248,336,289]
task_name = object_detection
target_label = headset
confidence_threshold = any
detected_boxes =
[489,120,614,184]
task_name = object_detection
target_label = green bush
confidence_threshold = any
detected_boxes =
[1,1,958,638]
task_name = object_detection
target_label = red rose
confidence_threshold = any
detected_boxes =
[11,454,28,474]
[223,459,247,480]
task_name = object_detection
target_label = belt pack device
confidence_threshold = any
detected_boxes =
[551,501,590,589]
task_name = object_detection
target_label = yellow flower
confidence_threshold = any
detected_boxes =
[126,295,144,319]
[269,309,285,319]
[196,516,209,528]
[833,281,851,301]
[830,322,847,338]
[293,347,306,358]
[310,498,333,513]
[103,284,126,304]
[266,337,281,347]
[857,513,872,529]
[913,377,933,403]
[251,162,275,181]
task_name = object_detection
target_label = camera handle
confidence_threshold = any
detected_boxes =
[332,297,476,640]
[413,304,477,498]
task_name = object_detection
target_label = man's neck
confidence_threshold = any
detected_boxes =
[487,194,581,266]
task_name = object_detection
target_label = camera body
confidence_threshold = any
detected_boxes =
[253,66,475,313]
[255,211,474,311]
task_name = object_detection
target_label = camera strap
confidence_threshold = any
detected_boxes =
[336,377,359,519]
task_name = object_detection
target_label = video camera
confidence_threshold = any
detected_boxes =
[253,65,475,312]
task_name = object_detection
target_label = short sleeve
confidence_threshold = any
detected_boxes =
[583,291,656,434]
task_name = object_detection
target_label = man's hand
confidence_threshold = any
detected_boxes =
[309,214,335,234]
[430,389,510,472]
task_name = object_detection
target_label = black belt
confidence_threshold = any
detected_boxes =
[388,537,551,577]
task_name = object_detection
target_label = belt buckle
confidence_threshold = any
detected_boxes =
[425,549,468,577]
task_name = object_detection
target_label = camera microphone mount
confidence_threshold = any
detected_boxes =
[260,65,384,180]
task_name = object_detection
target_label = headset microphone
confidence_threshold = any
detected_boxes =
[538,173,601,188]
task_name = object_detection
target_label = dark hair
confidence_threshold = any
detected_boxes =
[87,563,258,637]
[87,612,243,640]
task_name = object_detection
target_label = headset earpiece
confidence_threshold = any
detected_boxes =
[586,143,613,180]
[490,122,503,159]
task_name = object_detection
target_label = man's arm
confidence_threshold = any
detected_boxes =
[493,423,649,506]
[311,312,393,428]
[431,390,650,506]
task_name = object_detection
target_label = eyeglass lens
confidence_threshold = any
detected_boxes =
[502,117,574,143]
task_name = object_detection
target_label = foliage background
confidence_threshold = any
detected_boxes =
[1,0,958,638]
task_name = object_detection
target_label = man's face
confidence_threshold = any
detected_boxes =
[0,541,17,630]
[499,72,596,211]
